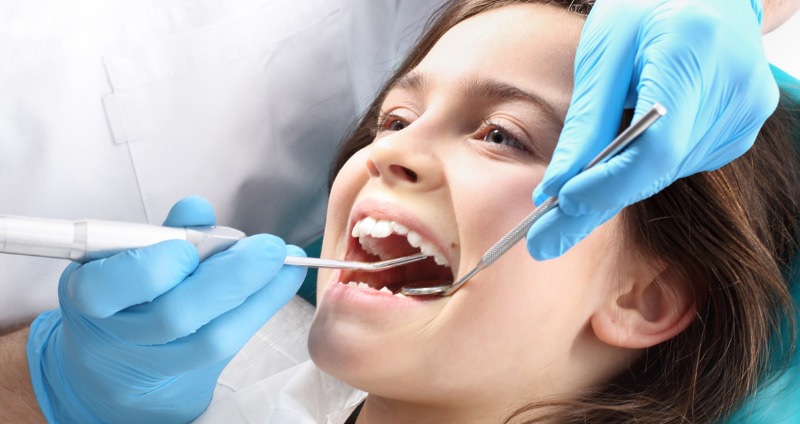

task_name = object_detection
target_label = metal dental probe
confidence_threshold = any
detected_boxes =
[0,215,426,270]
[400,103,667,297]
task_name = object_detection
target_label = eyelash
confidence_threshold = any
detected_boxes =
[478,119,530,153]
[373,111,408,135]
[374,111,531,154]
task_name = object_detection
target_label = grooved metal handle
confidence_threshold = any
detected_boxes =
[481,197,559,265]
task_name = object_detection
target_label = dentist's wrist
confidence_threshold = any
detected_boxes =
[27,311,102,424]
[0,325,46,423]
[760,0,800,33]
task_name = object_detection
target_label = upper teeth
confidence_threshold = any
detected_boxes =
[352,217,449,266]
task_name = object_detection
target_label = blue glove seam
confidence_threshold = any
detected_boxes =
[27,313,59,423]
[749,0,764,25]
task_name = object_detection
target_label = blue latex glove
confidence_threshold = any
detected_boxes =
[26,196,306,423]
[528,0,779,259]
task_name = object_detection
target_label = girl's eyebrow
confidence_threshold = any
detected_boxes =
[466,77,564,126]
[391,71,428,93]
[390,71,564,127]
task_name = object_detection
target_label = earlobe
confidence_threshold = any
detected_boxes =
[591,266,698,349]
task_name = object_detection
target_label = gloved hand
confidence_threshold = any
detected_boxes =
[528,0,778,259]
[26,196,306,423]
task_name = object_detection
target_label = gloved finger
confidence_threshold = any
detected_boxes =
[555,8,707,216]
[140,245,306,374]
[555,94,686,216]
[557,0,777,217]
[690,68,778,170]
[103,235,293,345]
[557,63,770,216]
[526,204,618,261]
[702,128,761,172]
[63,240,199,318]
[163,195,217,228]
[153,359,230,412]
[103,357,231,417]
[533,0,640,205]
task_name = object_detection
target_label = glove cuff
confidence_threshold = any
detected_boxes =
[27,310,101,424]
[27,311,62,422]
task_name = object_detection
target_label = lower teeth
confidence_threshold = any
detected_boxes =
[342,281,402,295]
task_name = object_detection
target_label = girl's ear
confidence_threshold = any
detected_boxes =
[591,263,698,349]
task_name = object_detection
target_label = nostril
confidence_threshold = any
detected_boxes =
[366,159,380,177]
[389,165,418,182]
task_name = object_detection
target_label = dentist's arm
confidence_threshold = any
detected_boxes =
[17,196,305,423]
[763,0,800,32]
[0,326,45,423]
[527,0,797,260]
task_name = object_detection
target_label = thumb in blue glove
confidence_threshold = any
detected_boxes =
[27,196,307,423]
[528,0,778,260]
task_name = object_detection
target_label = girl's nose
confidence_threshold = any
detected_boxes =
[365,130,444,191]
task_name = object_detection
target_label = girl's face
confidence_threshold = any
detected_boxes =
[310,3,635,419]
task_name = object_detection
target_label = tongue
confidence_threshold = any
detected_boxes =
[342,256,453,292]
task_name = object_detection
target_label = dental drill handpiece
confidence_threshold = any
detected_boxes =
[0,215,246,262]
[0,215,428,269]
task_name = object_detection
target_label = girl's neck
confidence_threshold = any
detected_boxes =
[354,394,502,424]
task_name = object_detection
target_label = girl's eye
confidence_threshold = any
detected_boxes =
[386,117,408,131]
[376,112,410,133]
[480,123,528,152]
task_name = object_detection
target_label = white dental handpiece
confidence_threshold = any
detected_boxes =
[0,215,246,262]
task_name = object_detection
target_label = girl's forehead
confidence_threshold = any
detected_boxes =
[406,4,582,119]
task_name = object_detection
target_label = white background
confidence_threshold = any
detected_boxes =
[764,11,800,76]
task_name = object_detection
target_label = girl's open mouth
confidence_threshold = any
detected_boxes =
[339,216,454,294]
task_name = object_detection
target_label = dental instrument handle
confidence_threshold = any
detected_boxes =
[284,256,360,269]
[0,215,245,262]
[442,197,559,295]
[0,215,426,271]
[439,103,667,296]
[584,103,667,169]
[283,253,427,270]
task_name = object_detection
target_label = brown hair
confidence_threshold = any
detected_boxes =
[329,1,800,422]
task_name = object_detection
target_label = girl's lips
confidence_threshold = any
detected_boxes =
[335,200,457,293]
[322,270,444,312]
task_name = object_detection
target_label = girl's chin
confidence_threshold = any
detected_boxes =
[307,324,426,406]
[309,283,435,377]
[307,315,394,388]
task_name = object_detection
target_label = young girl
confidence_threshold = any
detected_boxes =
[10,0,799,423]
[301,0,800,422]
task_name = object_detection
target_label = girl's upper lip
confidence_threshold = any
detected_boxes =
[348,199,456,269]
